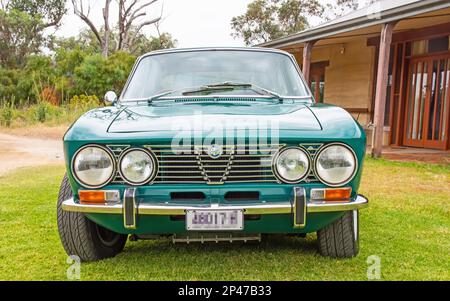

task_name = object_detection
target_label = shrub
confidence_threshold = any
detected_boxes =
[35,102,48,123]
[0,100,14,127]
[40,86,59,106]
[74,51,135,97]
[69,94,101,112]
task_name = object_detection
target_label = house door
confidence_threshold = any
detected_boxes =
[404,54,450,149]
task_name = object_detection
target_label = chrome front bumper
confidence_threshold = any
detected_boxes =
[62,195,369,215]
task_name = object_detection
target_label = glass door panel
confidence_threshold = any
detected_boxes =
[404,54,450,149]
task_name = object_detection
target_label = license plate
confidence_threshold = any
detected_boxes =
[186,210,244,231]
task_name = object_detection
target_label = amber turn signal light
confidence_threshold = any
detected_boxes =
[79,190,120,204]
[310,187,352,201]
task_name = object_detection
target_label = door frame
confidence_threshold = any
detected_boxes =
[403,52,450,150]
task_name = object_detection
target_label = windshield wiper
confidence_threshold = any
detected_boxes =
[146,82,284,103]
[146,90,179,103]
[146,84,245,103]
[182,81,284,101]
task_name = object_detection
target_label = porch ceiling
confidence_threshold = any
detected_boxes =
[276,6,450,53]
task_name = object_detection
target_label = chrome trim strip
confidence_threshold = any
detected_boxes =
[119,48,314,103]
[123,188,137,229]
[293,187,306,228]
[62,195,368,215]
[307,195,369,212]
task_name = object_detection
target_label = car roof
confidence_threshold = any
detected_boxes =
[138,47,293,59]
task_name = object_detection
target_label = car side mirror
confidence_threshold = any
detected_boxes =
[104,91,118,106]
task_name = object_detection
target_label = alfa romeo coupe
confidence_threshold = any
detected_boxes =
[57,48,368,261]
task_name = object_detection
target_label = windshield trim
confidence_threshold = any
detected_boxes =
[119,48,314,103]
[123,94,313,102]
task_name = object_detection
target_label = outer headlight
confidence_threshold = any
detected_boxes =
[72,145,115,188]
[119,148,157,185]
[315,143,357,187]
[273,147,310,183]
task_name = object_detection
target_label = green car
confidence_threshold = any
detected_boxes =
[57,48,368,262]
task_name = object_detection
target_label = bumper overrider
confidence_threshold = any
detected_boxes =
[62,187,369,230]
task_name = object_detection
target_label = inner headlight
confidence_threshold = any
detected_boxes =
[72,145,115,188]
[274,147,310,183]
[119,149,157,185]
[315,143,357,186]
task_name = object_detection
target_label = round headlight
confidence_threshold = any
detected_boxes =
[119,149,157,185]
[72,145,115,188]
[315,143,357,187]
[273,147,310,183]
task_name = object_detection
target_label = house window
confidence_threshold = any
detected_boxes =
[412,40,428,56]
[428,36,449,53]
[309,61,329,103]
[411,35,450,56]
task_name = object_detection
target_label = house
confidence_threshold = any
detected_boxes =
[259,0,450,157]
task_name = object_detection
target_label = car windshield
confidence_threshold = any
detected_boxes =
[121,50,310,101]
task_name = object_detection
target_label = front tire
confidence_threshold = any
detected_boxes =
[317,210,359,258]
[57,174,127,262]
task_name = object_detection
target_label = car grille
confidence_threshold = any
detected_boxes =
[107,143,322,185]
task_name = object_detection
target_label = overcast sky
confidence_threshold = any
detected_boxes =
[56,0,370,48]
[57,0,254,47]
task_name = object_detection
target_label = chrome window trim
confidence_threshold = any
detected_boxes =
[119,47,314,103]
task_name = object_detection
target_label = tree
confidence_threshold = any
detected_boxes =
[326,0,359,20]
[231,0,365,46]
[231,0,282,46]
[7,0,66,28]
[71,0,163,57]
[0,0,66,67]
[73,51,136,96]
[0,9,44,68]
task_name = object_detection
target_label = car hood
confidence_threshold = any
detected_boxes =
[107,102,322,133]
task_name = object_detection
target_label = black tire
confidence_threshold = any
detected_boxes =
[317,210,359,258]
[57,174,127,262]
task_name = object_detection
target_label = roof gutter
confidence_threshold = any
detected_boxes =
[258,0,450,48]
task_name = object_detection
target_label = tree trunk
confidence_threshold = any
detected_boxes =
[102,0,112,57]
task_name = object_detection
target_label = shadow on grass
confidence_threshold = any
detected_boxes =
[122,234,319,257]
[76,234,330,281]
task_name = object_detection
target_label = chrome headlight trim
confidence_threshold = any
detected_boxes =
[71,144,116,189]
[272,146,311,184]
[314,143,358,187]
[118,148,158,186]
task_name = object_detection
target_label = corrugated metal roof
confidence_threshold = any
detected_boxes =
[258,0,450,48]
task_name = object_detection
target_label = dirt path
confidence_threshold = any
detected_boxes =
[0,133,64,177]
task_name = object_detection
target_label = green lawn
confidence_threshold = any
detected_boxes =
[0,159,449,280]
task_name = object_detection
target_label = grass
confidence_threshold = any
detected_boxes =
[0,159,449,281]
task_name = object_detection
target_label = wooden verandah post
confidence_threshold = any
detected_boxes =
[302,41,316,83]
[372,22,396,158]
